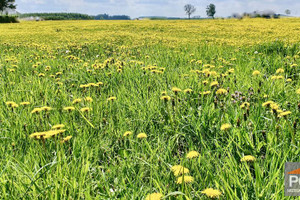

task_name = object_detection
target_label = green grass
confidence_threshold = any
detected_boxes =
[0,20,300,199]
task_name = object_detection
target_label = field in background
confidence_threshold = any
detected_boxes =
[1,18,300,199]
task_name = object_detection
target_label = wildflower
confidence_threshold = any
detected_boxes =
[107,96,117,101]
[241,155,256,162]
[38,73,45,77]
[216,88,227,95]
[270,103,279,110]
[160,95,171,101]
[41,106,52,112]
[20,102,30,106]
[202,80,209,85]
[72,98,82,104]
[201,188,222,198]
[31,108,42,114]
[286,78,292,82]
[161,91,167,95]
[184,89,193,94]
[172,87,181,94]
[278,111,292,118]
[276,68,284,74]
[240,102,250,109]
[61,136,72,143]
[210,81,219,87]
[52,124,65,130]
[6,101,18,108]
[291,64,298,68]
[145,193,163,200]
[220,123,231,131]
[186,151,199,159]
[200,91,211,95]
[297,89,300,94]
[123,131,133,137]
[96,82,103,86]
[171,165,189,176]
[262,101,274,107]
[252,70,261,76]
[85,97,93,102]
[63,106,75,111]
[137,133,147,139]
[80,107,91,112]
[176,175,194,184]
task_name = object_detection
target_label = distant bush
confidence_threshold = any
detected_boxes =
[0,15,18,23]
[19,13,93,20]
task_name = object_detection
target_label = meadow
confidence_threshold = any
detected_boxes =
[0,18,300,199]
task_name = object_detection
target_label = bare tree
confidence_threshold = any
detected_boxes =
[184,4,196,19]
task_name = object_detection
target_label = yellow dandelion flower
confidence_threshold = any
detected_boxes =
[123,131,133,137]
[286,78,292,82]
[220,123,231,131]
[216,88,227,95]
[72,98,82,104]
[276,68,284,74]
[186,151,199,159]
[240,102,250,109]
[270,103,279,110]
[20,102,30,106]
[61,136,72,143]
[176,175,194,184]
[107,96,117,101]
[262,101,274,107]
[184,89,193,94]
[41,106,52,111]
[145,193,163,200]
[252,70,261,76]
[38,73,45,77]
[202,80,209,85]
[160,95,171,101]
[172,87,182,94]
[171,165,189,176]
[278,111,292,117]
[31,108,42,114]
[161,91,167,95]
[85,97,93,102]
[201,188,222,198]
[241,155,256,162]
[296,89,300,94]
[210,81,219,87]
[52,124,65,130]
[80,107,91,112]
[63,106,75,111]
[137,133,147,139]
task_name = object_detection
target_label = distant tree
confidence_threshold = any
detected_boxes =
[184,4,196,19]
[206,4,216,19]
[0,0,16,13]
[285,9,291,15]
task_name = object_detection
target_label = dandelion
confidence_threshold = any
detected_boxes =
[297,89,300,94]
[63,106,75,111]
[184,88,193,94]
[72,98,82,104]
[176,175,194,184]
[160,95,171,101]
[80,107,92,112]
[252,70,261,76]
[161,91,167,95]
[61,136,72,143]
[38,73,45,77]
[172,87,181,94]
[41,106,52,112]
[241,155,256,162]
[186,151,199,159]
[123,131,133,137]
[216,88,227,95]
[31,108,42,114]
[145,193,163,200]
[107,96,117,102]
[276,68,284,74]
[262,101,274,107]
[137,133,147,139]
[278,111,291,118]
[201,188,222,198]
[171,165,189,176]
[52,124,65,130]
[210,81,219,87]
[20,102,30,106]
[240,102,250,109]
[202,80,209,85]
[220,123,231,131]
[6,101,18,108]
[85,97,93,102]
[286,78,292,82]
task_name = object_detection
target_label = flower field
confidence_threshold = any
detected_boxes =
[1,18,300,199]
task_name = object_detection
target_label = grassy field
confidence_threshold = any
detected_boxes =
[0,18,300,199]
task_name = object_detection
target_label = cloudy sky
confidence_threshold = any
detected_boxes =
[16,0,300,18]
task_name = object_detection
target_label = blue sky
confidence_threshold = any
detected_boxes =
[16,0,300,18]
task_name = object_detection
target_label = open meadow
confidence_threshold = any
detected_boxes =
[1,18,300,199]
